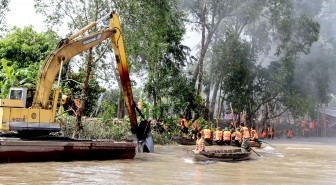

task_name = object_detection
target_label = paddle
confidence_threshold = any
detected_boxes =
[258,139,276,148]
[250,147,260,157]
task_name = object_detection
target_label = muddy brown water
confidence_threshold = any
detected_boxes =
[0,138,335,185]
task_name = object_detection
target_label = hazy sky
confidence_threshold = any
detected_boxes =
[5,0,200,52]
[5,0,72,37]
[6,0,45,32]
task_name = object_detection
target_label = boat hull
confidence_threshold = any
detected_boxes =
[192,149,251,162]
[175,138,262,148]
[0,138,136,163]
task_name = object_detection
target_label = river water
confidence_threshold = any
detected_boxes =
[0,138,335,185]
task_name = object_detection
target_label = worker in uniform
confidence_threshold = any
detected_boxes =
[240,123,250,153]
[250,126,259,141]
[232,127,242,147]
[287,128,293,139]
[267,125,274,139]
[203,125,212,141]
[260,127,266,139]
[213,127,223,143]
[195,132,205,151]
[309,121,314,137]
[223,127,231,145]
[178,115,189,138]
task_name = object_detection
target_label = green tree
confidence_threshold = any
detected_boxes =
[0,26,59,97]
[114,0,190,120]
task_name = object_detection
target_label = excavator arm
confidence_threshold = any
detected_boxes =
[31,12,153,152]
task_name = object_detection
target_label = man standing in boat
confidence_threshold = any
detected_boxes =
[240,123,251,153]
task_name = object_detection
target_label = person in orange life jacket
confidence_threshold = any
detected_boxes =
[250,126,259,141]
[195,132,205,151]
[203,125,212,140]
[240,123,250,153]
[213,127,223,142]
[287,128,293,139]
[223,127,231,145]
[267,124,274,139]
[232,127,242,147]
[229,128,235,141]
[190,119,200,139]
[260,127,266,139]
[178,115,189,138]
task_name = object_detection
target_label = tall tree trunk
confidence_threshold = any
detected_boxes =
[215,82,222,127]
[117,89,125,119]
[110,53,125,119]
[209,81,220,119]
[219,92,226,122]
[73,48,93,138]
[205,77,212,108]
[205,33,218,116]
[192,62,200,85]
[153,89,157,120]
[197,1,206,95]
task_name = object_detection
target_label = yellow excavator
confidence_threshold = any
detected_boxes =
[0,12,153,152]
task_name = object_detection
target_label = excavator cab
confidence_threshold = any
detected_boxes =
[8,87,35,108]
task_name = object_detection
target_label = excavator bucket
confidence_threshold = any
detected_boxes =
[135,120,154,152]
[138,133,154,153]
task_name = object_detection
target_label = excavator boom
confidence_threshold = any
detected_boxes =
[0,12,153,152]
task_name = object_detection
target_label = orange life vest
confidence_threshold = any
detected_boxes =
[260,130,266,139]
[242,127,250,139]
[235,131,242,142]
[223,130,231,141]
[215,131,223,141]
[287,129,292,138]
[203,129,211,139]
[196,138,204,151]
[180,118,188,128]
[309,122,314,129]
[251,129,258,139]
[268,127,273,135]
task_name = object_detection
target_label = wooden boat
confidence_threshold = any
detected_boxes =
[0,137,136,163]
[175,137,213,146]
[248,140,262,148]
[192,149,251,162]
[175,137,262,148]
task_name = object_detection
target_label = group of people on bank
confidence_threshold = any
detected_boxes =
[178,115,259,153]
